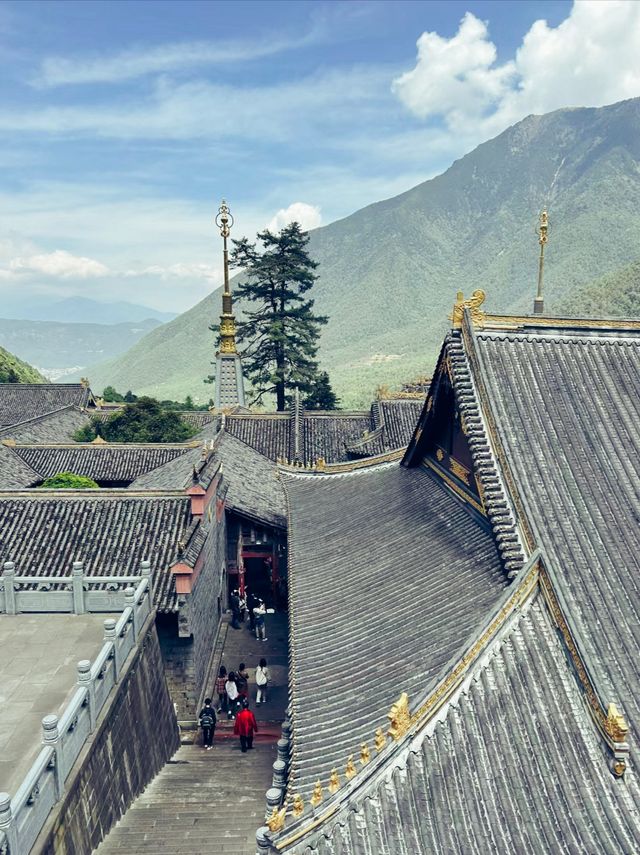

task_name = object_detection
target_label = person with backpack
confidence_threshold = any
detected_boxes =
[255,657,270,705]
[199,698,217,750]
[236,663,249,700]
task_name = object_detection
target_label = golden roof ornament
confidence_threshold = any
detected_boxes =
[345,755,357,780]
[360,742,371,765]
[215,199,238,355]
[328,769,340,793]
[387,692,411,741]
[266,805,286,833]
[310,781,323,807]
[604,703,629,743]
[533,209,549,314]
[292,794,304,818]
[449,289,486,329]
[374,727,386,752]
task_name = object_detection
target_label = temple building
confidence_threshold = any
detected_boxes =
[256,291,640,853]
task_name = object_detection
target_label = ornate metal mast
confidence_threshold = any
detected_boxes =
[216,200,237,354]
[213,200,245,410]
[533,209,549,314]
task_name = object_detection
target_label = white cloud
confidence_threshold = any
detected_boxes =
[35,34,316,88]
[268,202,322,232]
[393,1,640,135]
[124,262,219,281]
[9,249,110,278]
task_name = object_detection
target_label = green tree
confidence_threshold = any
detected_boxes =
[124,390,137,403]
[74,397,197,443]
[40,472,99,489]
[231,222,329,410]
[102,385,124,402]
[303,371,340,410]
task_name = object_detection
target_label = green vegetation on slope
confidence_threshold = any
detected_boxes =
[557,259,640,317]
[85,98,640,409]
[0,345,46,383]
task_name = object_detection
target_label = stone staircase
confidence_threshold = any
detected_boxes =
[95,740,277,854]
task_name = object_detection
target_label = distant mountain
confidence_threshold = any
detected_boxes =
[558,259,640,317]
[0,317,163,383]
[85,98,640,407]
[0,345,46,384]
[1,296,176,326]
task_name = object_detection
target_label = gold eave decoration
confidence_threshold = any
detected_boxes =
[267,806,286,833]
[292,794,304,818]
[328,769,340,794]
[345,755,357,780]
[449,289,487,329]
[387,692,411,741]
[604,703,629,743]
[310,781,323,807]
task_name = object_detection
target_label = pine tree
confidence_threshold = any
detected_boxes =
[231,222,333,410]
[304,371,340,410]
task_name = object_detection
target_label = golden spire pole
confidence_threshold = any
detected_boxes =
[216,200,237,354]
[533,209,549,314]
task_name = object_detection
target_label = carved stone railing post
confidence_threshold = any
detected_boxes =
[140,560,151,585]
[124,587,137,638]
[276,738,289,765]
[104,618,118,676]
[42,714,64,797]
[2,563,16,615]
[265,787,283,822]
[72,562,85,615]
[0,793,17,853]
[271,759,287,790]
[256,826,272,854]
[77,660,96,730]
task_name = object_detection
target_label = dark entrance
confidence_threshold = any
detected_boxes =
[244,556,273,606]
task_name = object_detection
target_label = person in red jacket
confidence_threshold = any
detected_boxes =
[234,698,259,752]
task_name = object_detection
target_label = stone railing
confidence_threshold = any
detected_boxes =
[0,572,152,855]
[0,560,151,614]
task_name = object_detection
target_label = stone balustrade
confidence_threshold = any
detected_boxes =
[0,568,153,855]
[0,559,152,614]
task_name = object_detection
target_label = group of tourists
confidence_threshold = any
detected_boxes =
[229,588,272,640]
[198,658,270,752]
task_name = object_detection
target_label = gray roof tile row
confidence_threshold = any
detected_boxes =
[0,384,92,427]
[284,593,640,854]
[283,463,506,800]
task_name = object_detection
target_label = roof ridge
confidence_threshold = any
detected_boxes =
[0,403,79,436]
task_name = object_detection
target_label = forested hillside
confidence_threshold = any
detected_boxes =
[85,98,640,408]
[0,346,46,384]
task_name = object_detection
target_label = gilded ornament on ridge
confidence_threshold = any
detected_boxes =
[310,781,323,807]
[360,742,371,765]
[345,755,357,780]
[374,727,386,752]
[292,794,304,818]
[328,769,340,793]
[387,692,411,741]
[266,806,286,833]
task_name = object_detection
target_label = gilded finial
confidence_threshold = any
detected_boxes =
[315,456,326,472]
[345,755,357,780]
[604,703,629,743]
[387,692,411,741]
[328,769,340,793]
[292,794,304,818]
[374,728,386,752]
[266,805,286,833]
[360,742,371,765]
[310,781,323,807]
[215,199,238,354]
[449,290,486,329]
[533,209,549,314]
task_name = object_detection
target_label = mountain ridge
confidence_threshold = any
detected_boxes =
[81,98,640,407]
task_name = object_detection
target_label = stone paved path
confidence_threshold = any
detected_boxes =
[96,611,288,854]
[95,741,277,854]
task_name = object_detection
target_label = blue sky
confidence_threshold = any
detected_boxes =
[1,0,638,313]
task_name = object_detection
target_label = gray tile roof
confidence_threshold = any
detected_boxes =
[472,326,640,743]
[13,445,194,483]
[282,463,506,800]
[0,445,39,489]
[216,433,286,528]
[225,413,291,460]
[0,384,92,427]
[128,446,203,490]
[280,592,640,854]
[0,494,194,612]
[0,407,90,443]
